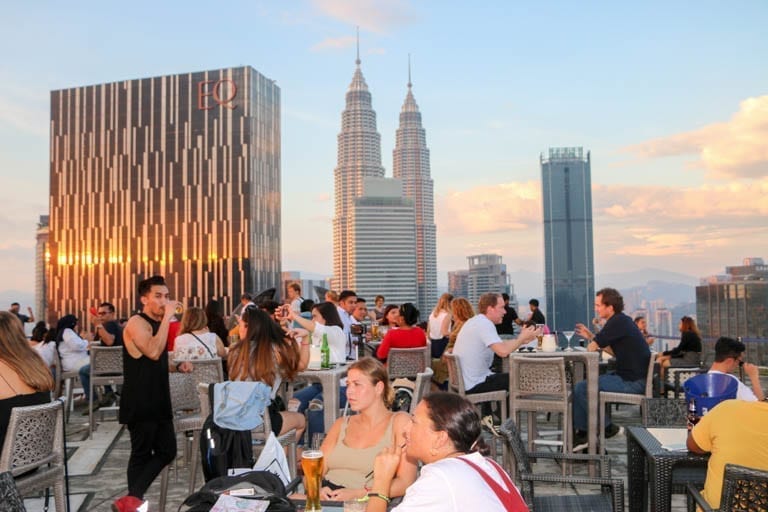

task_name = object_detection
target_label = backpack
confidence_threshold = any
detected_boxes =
[200,384,255,481]
[180,471,296,512]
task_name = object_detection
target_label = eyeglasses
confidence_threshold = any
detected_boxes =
[97,311,109,316]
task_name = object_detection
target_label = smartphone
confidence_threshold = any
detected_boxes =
[89,306,98,316]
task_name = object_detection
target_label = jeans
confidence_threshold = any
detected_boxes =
[572,373,646,431]
[293,383,348,441]
[79,364,114,401]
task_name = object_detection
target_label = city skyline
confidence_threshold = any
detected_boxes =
[1,1,767,298]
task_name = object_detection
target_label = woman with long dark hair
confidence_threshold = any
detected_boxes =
[227,307,309,441]
[376,303,426,361]
[657,315,703,380]
[367,392,527,511]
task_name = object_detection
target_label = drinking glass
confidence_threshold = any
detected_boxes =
[535,324,545,350]
[302,450,324,512]
[562,330,575,352]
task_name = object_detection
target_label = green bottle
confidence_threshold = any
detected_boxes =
[321,333,330,369]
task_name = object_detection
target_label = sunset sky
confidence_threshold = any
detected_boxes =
[1,0,766,296]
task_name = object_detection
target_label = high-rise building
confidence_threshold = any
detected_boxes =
[48,66,281,319]
[541,147,595,331]
[654,307,674,338]
[392,64,437,311]
[466,254,508,306]
[696,257,768,338]
[332,49,385,292]
[348,178,417,304]
[281,271,330,303]
[35,215,49,323]
[448,270,469,299]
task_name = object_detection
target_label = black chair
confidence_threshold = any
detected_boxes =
[499,418,624,512]
[687,463,768,511]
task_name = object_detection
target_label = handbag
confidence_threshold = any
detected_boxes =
[0,472,26,512]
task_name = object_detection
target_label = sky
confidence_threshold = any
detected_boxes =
[1,0,767,298]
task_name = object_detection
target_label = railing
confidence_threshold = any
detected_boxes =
[650,335,768,366]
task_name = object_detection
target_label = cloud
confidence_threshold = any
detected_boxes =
[624,95,768,179]
[311,35,356,52]
[315,193,331,202]
[309,0,418,34]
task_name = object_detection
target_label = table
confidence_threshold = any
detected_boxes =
[626,426,708,512]
[508,351,600,463]
[293,365,349,430]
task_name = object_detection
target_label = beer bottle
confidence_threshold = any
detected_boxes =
[321,333,330,369]
[686,399,698,431]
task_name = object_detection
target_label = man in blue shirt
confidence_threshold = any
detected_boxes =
[572,287,650,451]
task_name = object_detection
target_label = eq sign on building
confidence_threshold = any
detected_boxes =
[47,66,281,319]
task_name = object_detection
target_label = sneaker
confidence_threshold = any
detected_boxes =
[481,415,500,436]
[99,391,117,407]
[605,424,624,439]
[112,495,146,512]
[572,431,588,452]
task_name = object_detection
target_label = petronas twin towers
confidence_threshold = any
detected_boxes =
[332,51,437,311]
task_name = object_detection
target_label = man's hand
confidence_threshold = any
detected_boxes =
[176,361,193,373]
[587,341,600,352]
[164,302,180,323]
[517,325,538,345]
[575,323,594,342]
[27,306,33,315]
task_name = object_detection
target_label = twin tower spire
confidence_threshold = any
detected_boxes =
[332,31,438,311]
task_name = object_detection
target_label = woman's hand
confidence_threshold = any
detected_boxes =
[372,444,402,487]
[319,486,334,500]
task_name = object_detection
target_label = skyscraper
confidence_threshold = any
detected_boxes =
[393,62,437,311]
[332,47,385,292]
[48,66,281,319]
[466,254,508,306]
[541,147,595,331]
[35,215,49,323]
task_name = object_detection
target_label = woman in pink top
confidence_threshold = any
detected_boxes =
[376,303,427,361]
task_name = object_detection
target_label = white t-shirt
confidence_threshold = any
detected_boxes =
[290,297,303,314]
[31,342,56,368]
[392,452,522,512]
[708,370,758,401]
[428,311,449,340]
[452,315,502,390]
[59,328,90,372]
[173,331,221,360]
[311,323,346,364]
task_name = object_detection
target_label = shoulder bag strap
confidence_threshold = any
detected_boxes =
[457,456,528,511]
[190,333,216,357]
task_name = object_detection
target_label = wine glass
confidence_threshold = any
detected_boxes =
[562,330,575,352]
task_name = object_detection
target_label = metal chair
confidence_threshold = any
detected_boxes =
[0,400,66,512]
[410,367,434,414]
[387,346,430,379]
[499,418,624,511]
[509,356,571,454]
[52,349,80,423]
[158,359,224,512]
[667,366,707,398]
[88,345,124,438]
[687,463,768,511]
[598,354,656,453]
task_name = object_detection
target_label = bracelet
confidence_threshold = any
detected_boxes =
[365,492,390,504]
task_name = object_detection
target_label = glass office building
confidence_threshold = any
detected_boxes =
[541,147,595,331]
[48,66,281,319]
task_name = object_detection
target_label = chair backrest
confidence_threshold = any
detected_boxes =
[719,463,768,511]
[643,352,656,397]
[191,358,225,388]
[641,398,687,427]
[509,356,568,401]
[410,367,434,414]
[0,400,64,477]
[387,346,429,379]
[173,359,225,413]
[443,353,467,395]
[90,345,124,377]
[498,418,534,502]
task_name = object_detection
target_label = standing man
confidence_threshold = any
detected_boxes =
[453,293,538,413]
[112,276,192,512]
[80,302,123,409]
[572,287,650,451]
[9,302,34,324]
[526,298,545,325]
[337,290,358,358]
[495,293,519,336]
[286,282,303,314]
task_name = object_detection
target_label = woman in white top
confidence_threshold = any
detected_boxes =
[28,321,56,369]
[427,293,453,358]
[55,314,90,372]
[287,302,348,437]
[172,307,227,360]
[368,392,527,512]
